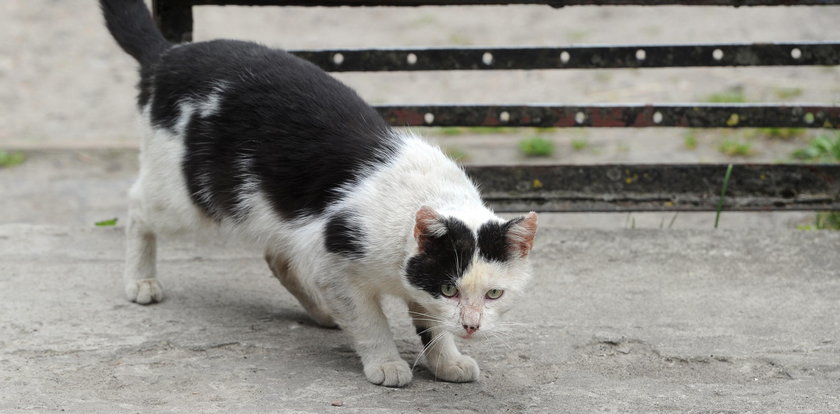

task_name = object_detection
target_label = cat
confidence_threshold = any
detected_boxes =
[101,0,538,387]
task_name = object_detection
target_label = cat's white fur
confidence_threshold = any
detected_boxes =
[125,96,536,386]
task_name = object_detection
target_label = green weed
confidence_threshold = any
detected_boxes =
[444,146,469,163]
[571,139,588,151]
[683,131,698,150]
[714,164,734,229]
[95,218,118,227]
[791,133,840,163]
[718,139,754,157]
[748,127,806,140]
[430,126,518,135]
[791,133,840,231]
[773,87,803,100]
[466,126,517,134]
[705,89,747,104]
[0,150,25,168]
[797,212,840,231]
[518,136,554,157]
[429,127,467,136]
[816,212,840,230]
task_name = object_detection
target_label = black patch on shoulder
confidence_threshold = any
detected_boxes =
[405,217,476,298]
[325,211,366,259]
[144,39,397,220]
[415,326,433,348]
[477,218,521,262]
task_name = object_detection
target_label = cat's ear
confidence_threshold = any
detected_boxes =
[506,211,538,258]
[414,206,447,251]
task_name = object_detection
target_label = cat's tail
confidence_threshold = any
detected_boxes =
[100,0,172,66]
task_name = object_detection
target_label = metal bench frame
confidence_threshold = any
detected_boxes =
[151,0,840,213]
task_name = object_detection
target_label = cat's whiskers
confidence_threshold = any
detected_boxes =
[494,320,531,325]
[412,328,446,371]
[409,315,443,322]
[486,328,517,344]
[481,330,514,352]
[407,310,444,320]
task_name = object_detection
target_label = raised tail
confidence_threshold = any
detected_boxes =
[100,0,172,66]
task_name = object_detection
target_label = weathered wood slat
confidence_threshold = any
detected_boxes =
[377,104,840,128]
[465,164,840,212]
[292,43,840,71]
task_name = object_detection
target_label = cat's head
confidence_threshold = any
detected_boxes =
[404,206,538,339]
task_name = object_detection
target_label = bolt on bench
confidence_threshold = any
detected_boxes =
[152,0,840,213]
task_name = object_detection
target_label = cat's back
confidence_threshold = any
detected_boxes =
[141,39,397,222]
[146,39,386,136]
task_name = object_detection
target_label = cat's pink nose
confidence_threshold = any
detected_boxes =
[463,325,479,335]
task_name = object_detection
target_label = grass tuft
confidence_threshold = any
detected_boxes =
[95,218,119,227]
[443,146,469,163]
[571,138,588,151]
[518,136,554,157]
[428,126,518,136]
[0,150,26,168]
[683,131,698,150]
[798,212,840,231]
[773,87,803,100]
[791,132,840,231]
[714,164,734,229]
[749,127,806,140]
[705,89,747,104]
[718,139,754,157]
[791,133,840,163]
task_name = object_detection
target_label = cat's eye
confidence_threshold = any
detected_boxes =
[486,289,504,300]
[440,283,458,298]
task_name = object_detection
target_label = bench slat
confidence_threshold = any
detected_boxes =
[377,104,840,128]
[293,43,840,71]
[465,164,840,212]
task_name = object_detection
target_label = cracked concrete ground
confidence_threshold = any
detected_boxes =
[1,225,838,412]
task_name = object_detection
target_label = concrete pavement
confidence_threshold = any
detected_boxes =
[1,224,838,412]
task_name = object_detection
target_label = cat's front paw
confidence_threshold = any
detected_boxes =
[125,279,163,304]
[431,354,480,383]
[364,359,412,387]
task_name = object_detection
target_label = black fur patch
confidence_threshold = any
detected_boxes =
[477,219,521,262]
[325,211,366,259]
[405,217,476,298]
[142,40,396,220]
[415,325,433,348]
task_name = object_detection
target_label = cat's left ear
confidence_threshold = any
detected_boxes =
[506,211,538,258]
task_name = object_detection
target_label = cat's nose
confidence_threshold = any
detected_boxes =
[463,324,479,335]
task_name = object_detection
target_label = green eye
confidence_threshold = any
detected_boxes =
[486,289,504,300]
[440,284,458,297]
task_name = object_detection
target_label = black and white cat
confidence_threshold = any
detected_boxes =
[101,0,538,387]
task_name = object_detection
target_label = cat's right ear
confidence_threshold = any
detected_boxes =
[414,206,447,252]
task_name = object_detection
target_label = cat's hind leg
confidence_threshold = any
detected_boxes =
[123,182,163,304]
[265,252,337,328]
[409,302,480,383]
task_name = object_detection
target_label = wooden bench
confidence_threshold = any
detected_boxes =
[151,0,840,213]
